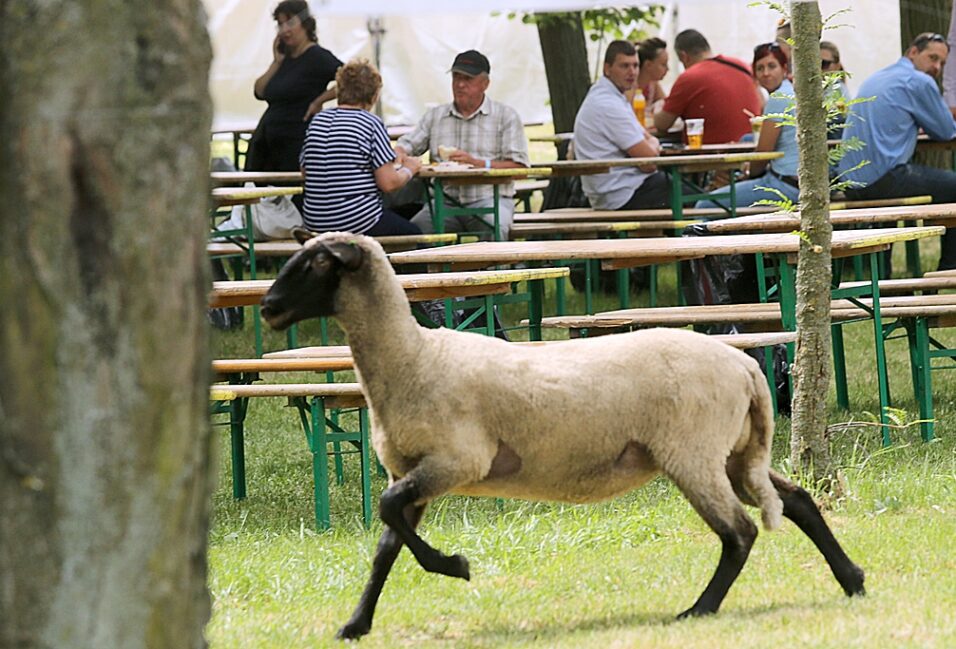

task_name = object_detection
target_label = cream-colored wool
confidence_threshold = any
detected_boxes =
[302,232,783,531]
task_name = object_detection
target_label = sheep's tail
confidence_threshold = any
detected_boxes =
[744,362,783,531]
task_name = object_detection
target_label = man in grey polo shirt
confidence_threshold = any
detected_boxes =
[396,49,529,238]
[573,40,671,210]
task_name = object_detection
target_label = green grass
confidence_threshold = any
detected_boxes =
[207,243,956,648]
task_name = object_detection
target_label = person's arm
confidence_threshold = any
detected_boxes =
[913,77,956,141]
[254,36,285,99]
[375,156,422,193]
[654,109,678,133]
[748,118,782,177]
[303,85,337,121]
[450,105,529,169]
[395,112,433,159]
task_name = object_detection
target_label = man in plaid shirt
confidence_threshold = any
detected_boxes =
[396,49,529,239]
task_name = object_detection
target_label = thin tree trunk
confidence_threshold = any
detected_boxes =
[536,14,591,159]
[789,1,835,484]
[0,2,214,648]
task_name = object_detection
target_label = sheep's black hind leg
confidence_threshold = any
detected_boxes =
[336,504,425,641]
[379,476,470,580]
[769,471,865,597]
[673,475,758,619]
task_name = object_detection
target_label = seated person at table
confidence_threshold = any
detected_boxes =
[696,42,799,211]
[299,59,422,236]
[654,29,761,144]
[625,37,670,123]
[395,50,529,239]
[836,32,956,270]
[821,40,851,138]
[573,40,671,210]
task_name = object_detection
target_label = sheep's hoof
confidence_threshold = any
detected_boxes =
[438,553,470,580]
[840,565,866,597]
[335,619,370,641]
[676,605,717,620]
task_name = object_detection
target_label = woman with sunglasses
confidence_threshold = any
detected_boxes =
[696,42,799,210]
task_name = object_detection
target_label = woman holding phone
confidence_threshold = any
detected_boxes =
[245,0,342,175]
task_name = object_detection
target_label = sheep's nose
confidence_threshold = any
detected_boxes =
[260,293,280,316]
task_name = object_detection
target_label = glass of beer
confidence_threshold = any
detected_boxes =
[685,118,705,149]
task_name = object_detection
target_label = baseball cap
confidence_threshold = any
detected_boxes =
[450,50,490,76]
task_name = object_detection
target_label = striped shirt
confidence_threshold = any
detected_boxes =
[300,107,395,234]
[397,96,529,203]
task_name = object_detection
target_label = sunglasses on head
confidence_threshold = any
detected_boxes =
[754,42,783,54]
[914,32,947,48]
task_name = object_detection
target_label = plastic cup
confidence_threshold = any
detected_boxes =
[685,118,705,149]
[438,144,457,160]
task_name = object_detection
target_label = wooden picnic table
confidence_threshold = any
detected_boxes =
[532,151,784,223]
[211,185,302,207]
[209,267,571,341]
[415,165,553,241]
[211,171,304,186]
[516,205,776,223]
[509,220,698,238]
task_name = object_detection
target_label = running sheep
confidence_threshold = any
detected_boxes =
[260,229,865,641]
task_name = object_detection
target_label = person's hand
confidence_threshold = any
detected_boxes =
[402,157,422,175]
[303,98,323,121]
[449,149,481,167]
[394,147,409,166]
[637,163,658,173]
[272,35,286,63]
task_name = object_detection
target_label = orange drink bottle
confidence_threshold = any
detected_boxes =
[632,89,646,127]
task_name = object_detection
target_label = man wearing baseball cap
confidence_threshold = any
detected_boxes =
[396,49,529,239]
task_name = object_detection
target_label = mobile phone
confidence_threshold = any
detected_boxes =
[276,39,286,55]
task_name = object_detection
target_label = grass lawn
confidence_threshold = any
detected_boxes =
[206,213,956,647]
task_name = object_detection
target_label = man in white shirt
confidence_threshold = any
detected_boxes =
[573,40,670,210]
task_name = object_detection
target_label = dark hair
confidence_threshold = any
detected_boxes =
[752,41,788,72]
[820,40,841,63]
[274,0,317,43]
[336,59,382,107]
[674,29,710,57]
[910,32,949,53]
[637,37,667,66]
[604,40,636,66]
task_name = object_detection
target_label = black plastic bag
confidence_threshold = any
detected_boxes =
[680,224,791,415]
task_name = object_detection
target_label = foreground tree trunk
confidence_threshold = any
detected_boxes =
[0,2,214,647]
[536,14,591,159]
[789,1,835,483]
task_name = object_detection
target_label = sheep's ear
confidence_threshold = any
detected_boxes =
[324,241,364,272]
[292,226,318,245]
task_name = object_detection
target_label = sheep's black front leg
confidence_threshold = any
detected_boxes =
[379,477,470,580]
[336,503,425,641]
[769,471,865,597]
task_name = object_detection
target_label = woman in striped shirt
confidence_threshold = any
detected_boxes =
[300,60,422,235]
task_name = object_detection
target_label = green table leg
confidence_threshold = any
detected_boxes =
[432,180,447,235]
[913,318,935,442]
[669,167,683,220]
[831,324,850,410]
[229,397,248,500]
[649,264,658,307]
[585,259,594,315]
[309,397,332,531]
[555,272,566,315]
[528,278,544,341]
[905,239,922,277]
[867,253,892,444]
[359,408,372,528]
[493,185,501,241]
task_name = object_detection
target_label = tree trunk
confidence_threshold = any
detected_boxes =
[901,0,953,169]
[789,1,835,484]
[0,3,214,648]
[536,14,591,159]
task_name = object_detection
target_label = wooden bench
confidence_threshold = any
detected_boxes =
[515,196,934,224]
[514,178,550,212]
[210,378,370,531]
[535,294,956,442]
[208,232,458,256]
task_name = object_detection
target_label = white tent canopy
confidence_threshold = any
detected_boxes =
[204,0,901,131]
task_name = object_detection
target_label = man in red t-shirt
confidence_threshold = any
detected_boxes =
[654,29,761,144]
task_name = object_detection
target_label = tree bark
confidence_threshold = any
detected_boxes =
[0,2,214,648]
[536,14,591,159]
[900,0,953,169]
[789,1,835,483]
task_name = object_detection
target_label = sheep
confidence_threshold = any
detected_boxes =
[260,229,866,641]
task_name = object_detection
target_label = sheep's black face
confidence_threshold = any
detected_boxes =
[260,235,364,331]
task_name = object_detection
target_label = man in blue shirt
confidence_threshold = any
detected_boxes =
[838,32,956,270]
